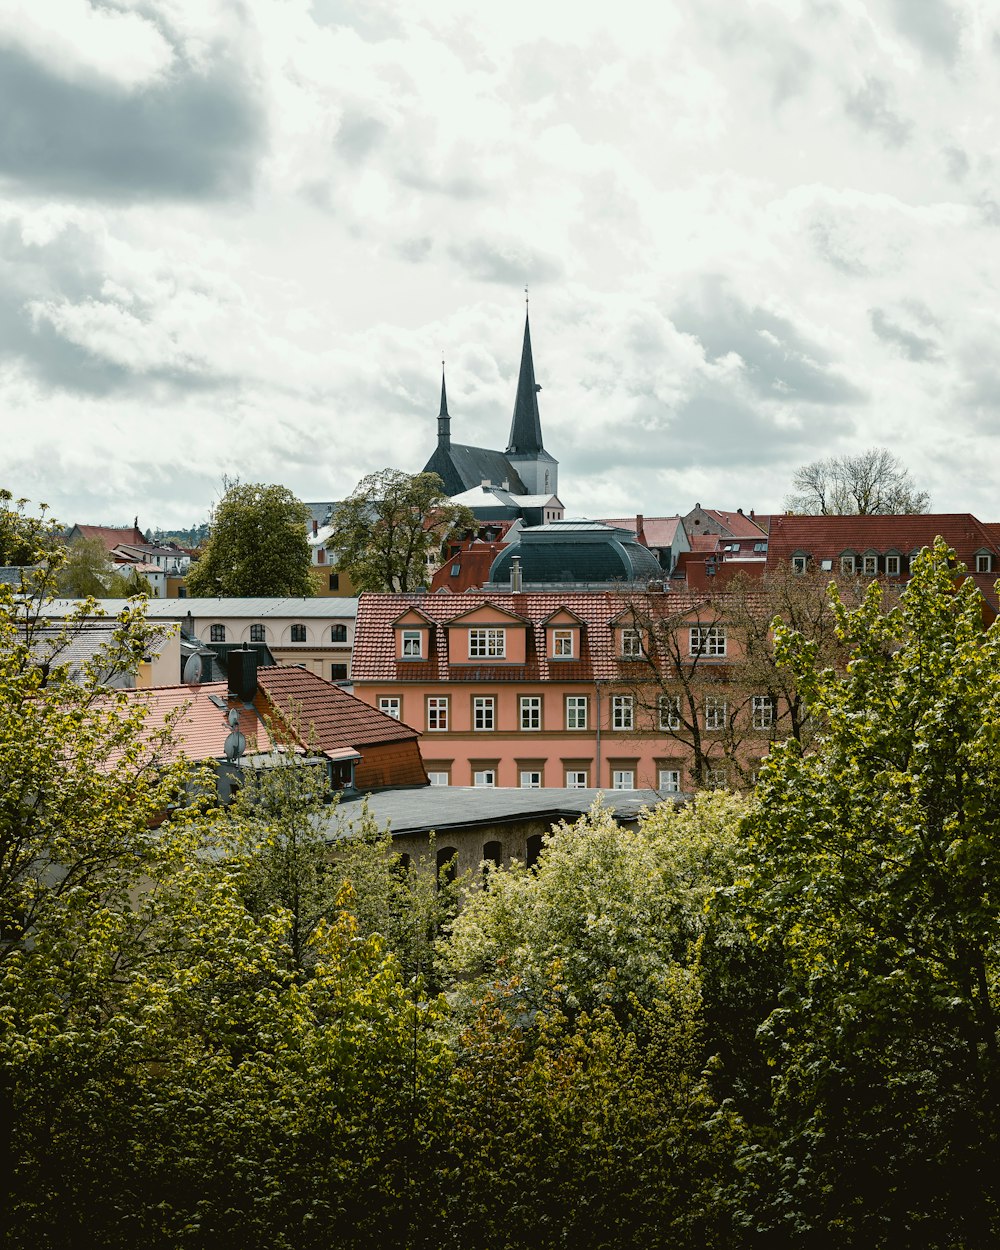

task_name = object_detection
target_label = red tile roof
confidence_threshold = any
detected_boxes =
[352,590,714,683]
[703,510,767,538]
[70,524,147,552]
[766,513,1000,571]
[688,533,722,552]
[598,516,683,549]
[430,541,504,593]
[256,666,422,744]
[125,682,274,764]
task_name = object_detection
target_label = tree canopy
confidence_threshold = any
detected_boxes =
[0,489,58,565]
[784,446,930,514]
[186,481,315,597]
[328,469,476,592]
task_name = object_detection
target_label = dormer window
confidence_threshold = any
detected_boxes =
[401,630,423,657]
[885,554,901,576]
[977,553,993,573]
[620,628,643,658]
[792,554,808,574]
[553,629,574,657]
[862,554,878,576]
[469,627,505,658]
[840,554,856,575]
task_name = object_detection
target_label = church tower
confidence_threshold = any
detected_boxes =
[504,311,558,497]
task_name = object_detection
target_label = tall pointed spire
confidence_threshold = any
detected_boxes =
[506,312,544,455]
[437,360,451,449]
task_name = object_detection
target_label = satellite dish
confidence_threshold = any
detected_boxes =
[182,652,203,684]
[227,707,241,727]
[223,730,246,761]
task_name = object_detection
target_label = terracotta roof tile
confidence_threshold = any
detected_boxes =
[766,513,999,571]
[704,510,767,537]
[256,666,422,745]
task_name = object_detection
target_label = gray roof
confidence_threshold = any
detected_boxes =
[39,597,359,620]
[423,442,527,499]
[506,312,545,456]
[0,566,42,586]
[488,521,665,585]
[328,786,674,838]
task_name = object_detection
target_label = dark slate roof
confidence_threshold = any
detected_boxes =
[423,442,527,498]
[256,666,422,747]
[0,565,42,586]
[506,312,544,455]
[489,523,665,585]
[352,589,711,683]
[329,786,673,838]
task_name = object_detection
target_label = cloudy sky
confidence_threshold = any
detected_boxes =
[2,0,999,528]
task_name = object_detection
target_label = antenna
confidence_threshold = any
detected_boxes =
[182,652,203,684]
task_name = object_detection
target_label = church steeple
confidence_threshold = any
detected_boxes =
[506,312,544,455]
[437,361,450,450]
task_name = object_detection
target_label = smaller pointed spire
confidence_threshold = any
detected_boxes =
[437,360,451,450]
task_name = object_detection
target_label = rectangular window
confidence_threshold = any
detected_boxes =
[250,624,265,642]
[754,541,767,552]
[885,554,901,576]
[401,630,423,657]
[328,573,339,591]
[977,553,993,573]
[689,626,726,657]
[612,769,635,789]
[428,772,449,786]
[792,556,807,573]
[473,769,496,787]
[658,769,681,793]
[331,624,347,642]
[469,627,505,657]
[706,767,728,789]
[520,770,542,788]
[427,697,449,731]
[379,697,401,720]
[658,694,681,731]
[612,695,634,731]
[565,770,588,788]
[705,695,728,731]
[752,695,774,730]
[620,628,643,657]
[210,624,225,642]
[863,555,878,576]
[519,696,541,730]
[291,623,307,642]
[553,629,574,657]
[330,664,347,681]
[840,555,856,574]
[566,696,588,730]
[473,697,495,731]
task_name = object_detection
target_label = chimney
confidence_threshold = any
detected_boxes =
[636,513,644,536]
[312,519,318,536]
[227,642,258,702]
[510,554,522,593]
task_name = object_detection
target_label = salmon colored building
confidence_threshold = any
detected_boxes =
[351,590,751,793]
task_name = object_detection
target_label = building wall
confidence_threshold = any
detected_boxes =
[189,613,356,683]
[354,739,429,791]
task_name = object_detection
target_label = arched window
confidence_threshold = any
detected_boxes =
[250,624,265,642]
[482,840,502,886]
[526,834,543,869]
[290,624,307,642]
[210,624,225,642]
[436,846,458,888]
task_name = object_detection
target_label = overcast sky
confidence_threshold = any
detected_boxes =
[1,0,999,528]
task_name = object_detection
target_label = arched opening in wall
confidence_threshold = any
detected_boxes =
[395,852,412,876]
[526,834,543,870]
[482,839,502,887]
[436,846,458,889]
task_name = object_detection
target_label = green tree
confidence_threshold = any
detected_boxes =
[0,489,58,565]
[328,469,476,593]
[784,446,929,514]
[741,538,1000,1244]
[186,481,314,597]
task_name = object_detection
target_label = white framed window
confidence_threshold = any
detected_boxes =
[566,696,588,730]
[473,696,495,731]
[565,770,588,788]
[658,694,681,731]
[427,697,449,731]
[705,695,727,731]
[379,697,401,720]
[519,696,541,730]
[553,628,574,657]
[428,772,450,786]
[402,630,423,657]
[820,558,833,571]
[612,769,635,789]
[792,555,807,573]
[620,628,643,658]
[689,626,726,657]
[754,541,767,552]
[612,695,634,731]
[469,627,505,658]
[863,555,878,576]
[840,555,856,575]
[658,769,681,793]
[977,553,993,573]
[473,769,496,787]
[520,770,542,788]
[885,554,901,576]
[706,767,728,789]
[752,695,774,730]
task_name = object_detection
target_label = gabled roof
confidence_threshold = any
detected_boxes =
[125,682,274,764]
[599,516,684,548]
[445,601,529,626]
[256,666,422,746]
[766,513,1000,572]
[430,541,506,594]
[68,523,146,552]
[703,509,767,538]
[423,442,528,499]
[353,590,715,683]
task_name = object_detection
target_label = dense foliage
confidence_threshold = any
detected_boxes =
[186,480,314,597]
[6,537,1000,1248]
